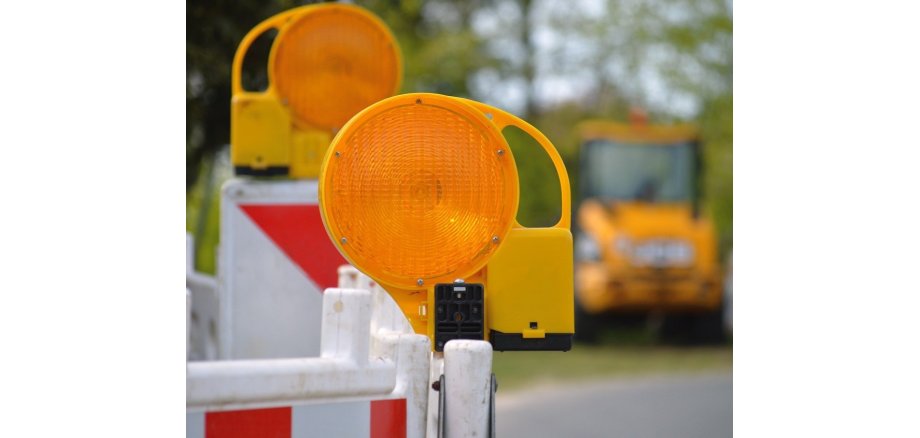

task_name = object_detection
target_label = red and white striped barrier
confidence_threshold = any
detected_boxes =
[186,399,406,438]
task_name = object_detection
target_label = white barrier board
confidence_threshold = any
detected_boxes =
[218,178,347,359]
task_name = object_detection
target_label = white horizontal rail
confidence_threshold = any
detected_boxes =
[186,357,396,408]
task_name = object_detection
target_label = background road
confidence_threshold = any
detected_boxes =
[496,373,732,438]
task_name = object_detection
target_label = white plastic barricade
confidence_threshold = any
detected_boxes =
[187,283,430,437]
[218,178,347,359]
[186,265,499,437]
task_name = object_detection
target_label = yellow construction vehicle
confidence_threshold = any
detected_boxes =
[573,114,724,343]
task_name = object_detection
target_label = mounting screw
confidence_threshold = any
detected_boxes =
[485,113,494,120]
[417,278,424,286]
[496,149,504,156]
[492,235,500,244]
[431,380,441,391]
[334,151,341,158]
[340,237,348,244]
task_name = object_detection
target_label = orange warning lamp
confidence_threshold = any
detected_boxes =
[231,3,402,178]
[319,93,575,352]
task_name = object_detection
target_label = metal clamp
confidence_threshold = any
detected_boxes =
[488,373,497,437]
[437,374,446,438]
[436,372,498,437]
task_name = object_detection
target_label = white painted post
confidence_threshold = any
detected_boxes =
[444,340,493,437]
[372,331,431,438]
[320,288,372,365]
[338,265,360,288]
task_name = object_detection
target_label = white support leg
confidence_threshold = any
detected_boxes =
[444,340,493,437]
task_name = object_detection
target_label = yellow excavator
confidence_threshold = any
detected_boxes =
[573,113,724,343]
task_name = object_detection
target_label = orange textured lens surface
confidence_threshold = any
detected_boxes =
[272,5,401,130]
[320,95,519,289]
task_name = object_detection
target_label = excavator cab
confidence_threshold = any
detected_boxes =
[573,115,724,343]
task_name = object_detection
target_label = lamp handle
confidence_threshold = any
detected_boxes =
[459,98,572,230]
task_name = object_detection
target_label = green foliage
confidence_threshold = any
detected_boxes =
[503,126,562,228]
[186,148,231,274]
[358,0,499,96]
[699,93,733,251]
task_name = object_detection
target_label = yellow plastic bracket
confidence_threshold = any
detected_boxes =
[458,98,572,230]
[230,7,305,176]
[458,100,575,341]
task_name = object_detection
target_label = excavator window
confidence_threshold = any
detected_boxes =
[579,140,695,203]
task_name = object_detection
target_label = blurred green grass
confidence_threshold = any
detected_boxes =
[493,344,732,391]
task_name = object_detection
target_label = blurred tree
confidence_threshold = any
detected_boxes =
[530,0,733,245]
[699,92,732,252]
[359,0,499,97]
[539,0,732,117]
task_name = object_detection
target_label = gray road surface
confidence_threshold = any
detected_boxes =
[496,373,732,438]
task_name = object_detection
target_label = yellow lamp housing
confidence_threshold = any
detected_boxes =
[319,93,574,352]
[230,3,402,179]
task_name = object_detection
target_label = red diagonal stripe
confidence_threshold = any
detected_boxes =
[206,407,291,438]
[371,399,407,438]
[240,204,347,290]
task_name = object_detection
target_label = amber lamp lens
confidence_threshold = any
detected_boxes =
[272,5,400,130]
[320,96,519,289]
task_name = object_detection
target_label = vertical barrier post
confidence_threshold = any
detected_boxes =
[320,288,372,365]
[444,340,493,437]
